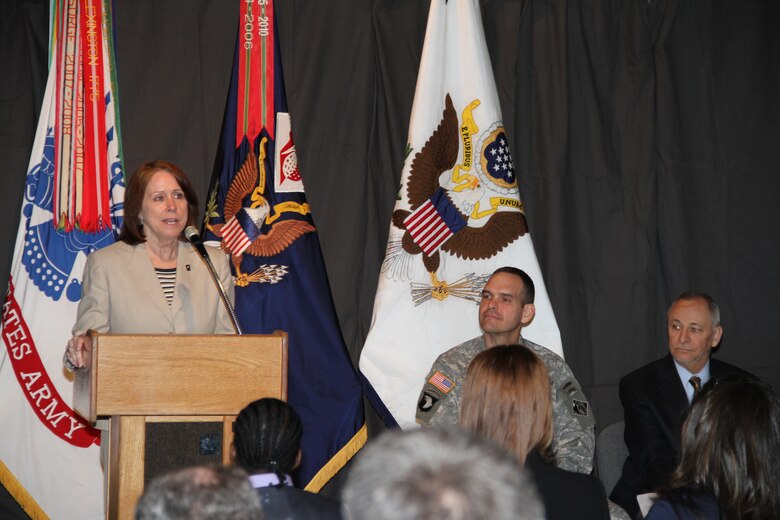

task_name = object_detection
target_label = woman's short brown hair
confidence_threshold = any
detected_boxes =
[118,160,199,245]
[459,344,553,463]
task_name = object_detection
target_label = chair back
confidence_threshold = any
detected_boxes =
[595,420,627,496]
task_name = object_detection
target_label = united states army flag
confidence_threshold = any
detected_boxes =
[0,1,125,517]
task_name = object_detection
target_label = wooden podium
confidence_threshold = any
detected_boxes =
[73,332,288,520]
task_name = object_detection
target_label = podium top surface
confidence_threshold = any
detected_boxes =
[73,332,288,422]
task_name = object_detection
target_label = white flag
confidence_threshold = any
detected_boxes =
[361,0,561,429]
[0,1,124,517]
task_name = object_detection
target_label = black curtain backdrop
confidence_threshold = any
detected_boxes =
[2,0,779,512]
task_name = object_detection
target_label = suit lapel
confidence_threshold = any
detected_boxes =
[130,242,175,325]
[172,241,201,318]
[655,355,688,406]
[654,355,689,447]
[709,359,728,379]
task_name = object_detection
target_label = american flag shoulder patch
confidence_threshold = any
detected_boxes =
[428,371,455,394]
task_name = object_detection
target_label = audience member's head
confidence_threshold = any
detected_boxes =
[342,427,544,520]
[135,465,262,520]
[232,398,302,475]
[661,377,780,519]
[667,291,723,373]
[459,344,552,464]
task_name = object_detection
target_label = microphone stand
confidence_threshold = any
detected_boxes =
[185,227,243,335]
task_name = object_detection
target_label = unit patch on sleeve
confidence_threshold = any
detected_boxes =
[418,391,440,412]
[572,398,589,417]
[416,370,457,424]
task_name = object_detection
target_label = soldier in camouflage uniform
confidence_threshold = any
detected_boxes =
[416,267,595,474]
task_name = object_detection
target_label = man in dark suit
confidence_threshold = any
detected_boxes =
[232,398,342,520]
[610,292,755,518]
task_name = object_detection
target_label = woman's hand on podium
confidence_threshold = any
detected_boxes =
[63,334,92,371]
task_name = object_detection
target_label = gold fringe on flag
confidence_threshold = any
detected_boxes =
[303,423,368,493]
[0,460,49,520]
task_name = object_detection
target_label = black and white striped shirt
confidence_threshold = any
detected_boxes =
[154,267,176,306]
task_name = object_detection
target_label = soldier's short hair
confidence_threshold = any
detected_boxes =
[492,266,535,304]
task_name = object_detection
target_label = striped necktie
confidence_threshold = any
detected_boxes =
[689,375,702,398]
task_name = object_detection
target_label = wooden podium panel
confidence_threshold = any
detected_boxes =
[73,332,288,520]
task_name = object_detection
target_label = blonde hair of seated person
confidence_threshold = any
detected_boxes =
[459,344,553,463]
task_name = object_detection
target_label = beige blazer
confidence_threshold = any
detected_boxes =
[72,240,236,335]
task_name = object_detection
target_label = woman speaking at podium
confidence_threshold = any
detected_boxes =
[63,160,235,371]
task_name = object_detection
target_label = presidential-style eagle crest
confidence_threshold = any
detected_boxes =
[207,140,315,286]
[389,94,528,302]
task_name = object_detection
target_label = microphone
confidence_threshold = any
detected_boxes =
[183,226,243,335]
[184,226,209,260]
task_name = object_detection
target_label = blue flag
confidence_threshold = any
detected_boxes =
[203,0,365,490]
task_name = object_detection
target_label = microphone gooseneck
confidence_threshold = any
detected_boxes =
[184,226,243,335]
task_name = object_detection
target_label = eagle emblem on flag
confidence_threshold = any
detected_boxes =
[207,145,314,286]
[389,94,528,300]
